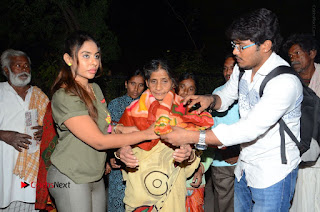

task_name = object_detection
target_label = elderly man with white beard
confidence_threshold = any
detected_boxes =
[0,49,49,212]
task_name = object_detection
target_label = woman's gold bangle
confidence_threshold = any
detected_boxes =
[114,151,121,160]
[187,150,197,163]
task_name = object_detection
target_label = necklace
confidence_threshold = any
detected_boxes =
[90,84,112,132]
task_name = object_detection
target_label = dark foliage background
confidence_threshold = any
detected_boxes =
[1,0,319,102]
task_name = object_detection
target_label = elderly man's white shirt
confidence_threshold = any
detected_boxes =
[308,63,320,168]
[0,82,36,208]
[290,63,320,212]
[212,53,302,189]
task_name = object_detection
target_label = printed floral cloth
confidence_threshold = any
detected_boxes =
[119,89,213,150]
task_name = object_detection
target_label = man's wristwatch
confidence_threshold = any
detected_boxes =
[195,130,207,150]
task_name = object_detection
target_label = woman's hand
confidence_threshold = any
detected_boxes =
[143,123,160,140]
[118,146,139,168]
[190,163,204,188]
[173,144,193,163]
[109,157,121,169]
[105,162,111,175]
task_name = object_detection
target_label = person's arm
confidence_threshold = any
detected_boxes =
[189,148,214,188]
[183,66,240,113]
[200,147,215,172]
[160,127,222,147]
[64,115,158,150]
[190,163,204,188]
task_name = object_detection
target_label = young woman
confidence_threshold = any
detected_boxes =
[177,73,197,99]
[107,70,145,212]
[177,73,214,212]
[47,31,157,212]
[117,60,213,211]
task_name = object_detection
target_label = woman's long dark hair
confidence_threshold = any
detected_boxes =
[125,69,145,82]
[51,31,102,122]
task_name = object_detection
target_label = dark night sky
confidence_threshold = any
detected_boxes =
[107,0,319,71]
[0,0,318,75]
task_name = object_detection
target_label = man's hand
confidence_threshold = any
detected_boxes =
[173,144,192,163]
[161,126,196,146]
[190,163,204,188]
[32,126,43,142]
[0,130,32,152]
[182,94,215,113]
[119,146,138,168]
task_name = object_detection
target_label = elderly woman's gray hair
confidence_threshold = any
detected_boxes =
[1,49,31,77]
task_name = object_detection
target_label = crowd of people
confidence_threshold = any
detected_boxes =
[0,7,319,212]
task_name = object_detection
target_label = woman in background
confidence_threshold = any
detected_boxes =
[107,70,145,212]
[177,73,214,212]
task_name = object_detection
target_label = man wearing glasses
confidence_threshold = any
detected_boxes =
[161,8,302,212]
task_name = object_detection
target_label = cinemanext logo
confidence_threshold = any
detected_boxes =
[20,181,70,188]
[21,181,29,188]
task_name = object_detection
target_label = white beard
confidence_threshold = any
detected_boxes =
[8,68,31,87]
